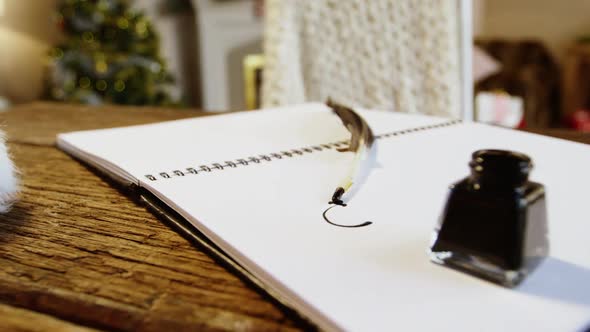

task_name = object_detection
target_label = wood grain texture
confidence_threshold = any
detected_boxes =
[2,102,208,146]
[0,102,588,331]
[0,303,99,332]
[0,103,300,331]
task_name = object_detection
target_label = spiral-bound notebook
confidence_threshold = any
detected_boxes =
[57,103,590,331]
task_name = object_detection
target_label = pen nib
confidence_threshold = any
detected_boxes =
[330,187,347,206]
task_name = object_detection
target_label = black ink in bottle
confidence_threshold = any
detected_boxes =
[429,149,548,287]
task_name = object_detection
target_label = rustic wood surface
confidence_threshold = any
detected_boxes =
[0,303,99,332]
[0,102,588,331]
[0,103,300,332]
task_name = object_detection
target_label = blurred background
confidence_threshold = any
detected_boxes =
[0,0,589,130]
[0,0,262,111]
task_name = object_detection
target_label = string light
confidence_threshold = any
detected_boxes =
[114,80,126,92]
[79,77,91,89]
[96,61,108,73]
[51,48,64,59]
[82,32,94,43]
[96,80,108,91]
[117,17,129,29]
[135,21,147,37]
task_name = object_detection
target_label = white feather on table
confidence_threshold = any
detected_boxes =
[0,131,18,212]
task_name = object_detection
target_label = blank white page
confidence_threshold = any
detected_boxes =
[58,103,590,332]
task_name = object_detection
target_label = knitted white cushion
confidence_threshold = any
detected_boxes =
[263,0,461,118]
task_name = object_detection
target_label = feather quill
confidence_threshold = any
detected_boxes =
[326,100,376,206]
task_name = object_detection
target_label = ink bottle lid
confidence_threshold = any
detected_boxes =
[468,149,532,191]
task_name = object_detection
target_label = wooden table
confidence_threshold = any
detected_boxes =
[0,102,588,331]
[0,103,303,332]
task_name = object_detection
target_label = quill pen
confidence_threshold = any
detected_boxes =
[326,100,376,206]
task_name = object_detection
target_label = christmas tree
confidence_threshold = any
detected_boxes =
[48,0,176,106]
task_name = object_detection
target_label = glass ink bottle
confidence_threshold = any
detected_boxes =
[429,149,548,287]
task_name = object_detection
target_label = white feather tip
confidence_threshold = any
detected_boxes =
[0,131,18,213]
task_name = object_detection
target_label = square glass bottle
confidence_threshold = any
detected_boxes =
[429,150,549,287]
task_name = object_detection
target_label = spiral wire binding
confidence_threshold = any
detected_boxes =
[144,120,462,182]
